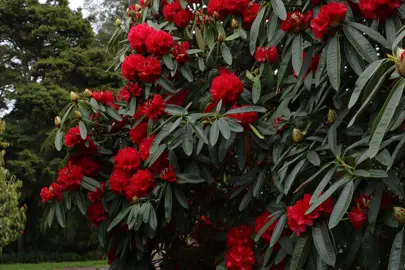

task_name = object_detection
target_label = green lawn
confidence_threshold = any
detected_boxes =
[0,260,107,270]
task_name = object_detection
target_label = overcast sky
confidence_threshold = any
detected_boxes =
[69,0,84,9]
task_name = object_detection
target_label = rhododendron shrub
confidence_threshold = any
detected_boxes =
[42,0,405,269]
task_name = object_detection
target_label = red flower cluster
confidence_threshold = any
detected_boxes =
[125,169,156,201]
[287,194,333,236]
[310,2,347,39]
[92,90,115,107]
[57,165,84,191]
[88,182,106,203]
[225,224,255,270]
[88,203,106,227]
[117,82,142,102]
[254,211,279,242]
[359,0,400,20]
[40,183,63,202]
[280,10,313,32]
[162,1,194,28]
[139,135,156,161]
[68,155,100,177]
[228,105,258,128]
[122,54,161,83]
[114,147,141,173]
[146,30,175,57]
[140,94,166,120]
[273,117,288,134]
[293,53,320,78]
[129,123,148,145]
[128,23,153,53]
[109,170,131,196]
[242,3,261,29]
[348,194,371,231]
[210,68,244,104]
[64,126,98,155]
[171,42,190,64]
[254,47,279,63]
[160,166,177,182]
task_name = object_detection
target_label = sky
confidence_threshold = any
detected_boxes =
[69,0,84,9]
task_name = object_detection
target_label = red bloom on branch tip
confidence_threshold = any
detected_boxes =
[254,211,279,242]
[122,54,161,83]
[40,183,63,202]
[117,83,142,102]
[139,135,156,161]
[225,245,256,270]
[126,169,155,201]
[88,203,106,227]
[114,147,141,173]
[57,165,83,191]
[310,2,347,39]
[88,182,106,203]
[141,94,166,120]
[64,126,82,148]
[171,42,190,64]
[161,166,177,182]
[359,0,400,20]
[210,68,244,104]
[68,156,100,177]
[129,123,148,145]
[348,206,368,231]
[227,105,258,129]
[254,47,278,63]
[242,3,260,29]
[174,9,194,28]
[162,1,181,22]
[109,170,131,196]
[146,30,175,57]
[280,10,313,32]
[226,224,253,247]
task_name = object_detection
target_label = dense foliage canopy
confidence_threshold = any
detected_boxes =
[42,0,405,269]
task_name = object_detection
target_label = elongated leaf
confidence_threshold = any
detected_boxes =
[150,124,171,153]
[350,22,390,49]
[47,202,56,227]
[369,81,405,158]
[164,104,187,115]
[218,118,231,139]
[292,34,303,76]
[191,123,208,144]
[210,121,220,146]
[149,207,157,230]
[225,106,267,114]
[106,106,122,121]
[82,176,101,188]
[176,173,205,184]
[165,184,172,223]
[271,0,287,20]
[221,43,232,65]
[290,235,311,270]
[182,125,193,156]
[249,6,266,55]
[368,182,384,226]
[157,77,176,93]
[107,206,132,231]
[343,25,378,63]
[392,26,405,51]
[239,189,253,211]
[79,121,87,140]
[55,129,63,151]
[313,222,336,266]
[173,187,188,209]
[180,66,194,82]
[254,211,283,241]
[329,181,354,229]
[344,41,365,76]
[307,151,320,166]
[384,171,404,198]
[389,227,405,270]
[252,76,261,104]
[267,12,278,42]
[327,35,341,91]
[253,168,267,197]
[277,45,292,89]
[270,214,286,247]
[310,167,337,204]
[294,162,334,193]
[55,202,65,228]
[284,159,306,195]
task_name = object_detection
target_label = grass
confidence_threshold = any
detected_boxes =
[0,260,107,270]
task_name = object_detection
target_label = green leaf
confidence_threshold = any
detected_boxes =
[225,105,267,114]
[350,22,390,49]
[292,34,303,76]
[344,41,365,76]
[369,80,405,158]
[270,213,286,247]
[294,162,335,194]
[249,124,265,139]
[392,25,405,51]
[254,211,283,241]
[150,124,171,153]
[176,173,205,184]
[146,144,166,167]
[89,98,99,110]
[55,129,63,151]
[284,159,306,195]
[182,125,193,156]
[368,182,384,226]
[252,76,261,104]
[164,184,172,223]
[328,181,354,229]
[141,203,149,224]
[226,119,244,132]
[107,206,132,232]
[164,104,187,115]
[343,25,378,63]
[80,181,97,192]
[384,171,404,198]
[290,235,311,270]
[163,54,174,70]
[191,123,208,144]
[271,0,287,20]
[326,35,341,91]
[307,151,320,166]
[186,49,203,55]
[313,222,336,266]
[47,202,56,227]
[79,121,87,140]
[225,31,241,42]
[205,28,215,50]
[195,26,205,50]
[180,66,193,82]
[267,11,279,42]
[106,106,122,121]
[82,176,101,188]
[277,45,292,89]
[249,6,266,55]
[157,77,177,93]
[263,245,274,267]
[307,177,350,214]
[328,127,337,156]
[127,97,137,116]
[198,58,205,71]
[74,192,86,215]
[253,168,267,198]
[239,189,253,211]
[220,43,232,65]
[173,187,188,209]
[55,202,65,228]
[149,206,157,230]
[218,118,230,140]
[210,121,220,146]
[389,227,405,270]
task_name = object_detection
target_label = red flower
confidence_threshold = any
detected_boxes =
[160,166,177,182]
[228,105,258,128]
[204,102,217,113]
[40,183,63,202]
[64,126,82,148]
[150,151,169,173]
[128,23,153,53]
[171,42,190,64]
[77,138,98,156]
[310,2,347,39]
[117,83,142,102]
[88,182,106,203]
[163,1,181,22]
[109,170,131,196]
[210,68,244,104]
[88,203,106,227]
[242,3,260,29]
[139,135,156,161]
[225,245,256,270]
[122,54,161,83]
[165,89,190,106]
[226,224,253,247]
[348,206,368,231]
[68,156,100,177]
[287,194,334,236]
[146,30,175,57]
[141,94,166,120]
[254,47,278,63]
[254,211,278,242]
[230,0,250,14]
[359,0,400,20]
[273,117,288,133]
[114,147,141,172]
[57,165,83,191]
[280,10,313,32]
[130,123,148,145]
[356,194,371,210]
[174,9,194,28]
[207,0,231,19]
[126,169,156,201]
[293,53,320,78]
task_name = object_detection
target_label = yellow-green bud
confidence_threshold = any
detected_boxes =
[132,196,139,204]
[218,33,224,43]
[115,19,121,27]
[231,19,239,29]
[292,128,305,143]
[395,48,405,77]
[394,207,405,224]
[70,91,79,102]
[328,109,337,123]
[54,116,61,128]
[74,110,82,120]
[84,88,92,97]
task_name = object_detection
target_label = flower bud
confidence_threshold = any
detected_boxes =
[54,116,61,128]
[231,19,239,29]
[292,128,305,143]
[84,88,92,97]
[70,91,79,102]
[213,11,220,20]
[132,196,139,204]
[74,110,82,120]
[217,33,224,43]
[135,4,142,11]
[395,48,405,77]
[115,19,121,27]
[394,207,405,224]
[252,68,260,76]
[328,109,337,123]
